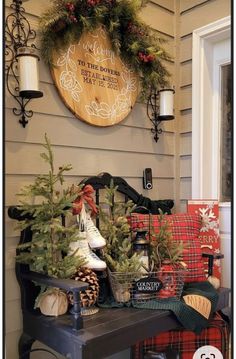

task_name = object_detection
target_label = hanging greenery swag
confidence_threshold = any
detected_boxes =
[39,0,171,97]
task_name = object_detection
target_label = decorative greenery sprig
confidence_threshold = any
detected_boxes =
[39,0,171,98]
[16,134,86,279]
[98,181,143,273]
[150,210,184,269]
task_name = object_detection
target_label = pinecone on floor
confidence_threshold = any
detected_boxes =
[68,268,99,308]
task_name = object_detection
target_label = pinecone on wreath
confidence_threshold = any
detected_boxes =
[68,267,99,308]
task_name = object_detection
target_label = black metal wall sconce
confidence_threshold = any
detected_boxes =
[5,0,43,128]
[147,88,175,142]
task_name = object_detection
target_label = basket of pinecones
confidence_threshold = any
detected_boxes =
[67,267,100,316]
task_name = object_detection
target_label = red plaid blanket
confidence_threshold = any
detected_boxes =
[132,312,229,359]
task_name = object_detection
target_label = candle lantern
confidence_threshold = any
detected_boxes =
[147,88,175,142]
[16,47,43,99]
[5,0,44,127]
[133,232,150,273]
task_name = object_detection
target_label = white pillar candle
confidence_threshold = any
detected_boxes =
[159,89,174,119]
[17,47,43,99]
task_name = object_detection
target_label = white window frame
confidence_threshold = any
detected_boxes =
[192,16,231,200]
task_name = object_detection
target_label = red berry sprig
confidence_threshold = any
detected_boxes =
[87,0,101,6]
[69,15,78,23]
[127,22,145,37]
[65,2,75,12]
[138,52,155,63]
[65,2,77,23]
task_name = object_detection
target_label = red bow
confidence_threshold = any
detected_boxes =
[72,184,98,216]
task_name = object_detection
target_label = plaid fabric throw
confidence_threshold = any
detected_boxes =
[132,312,229,359]
[133,281,219,334]
[130,213,206,282]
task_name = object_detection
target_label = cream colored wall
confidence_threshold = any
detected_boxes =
[5,1,175,358]
[178,0,231,212]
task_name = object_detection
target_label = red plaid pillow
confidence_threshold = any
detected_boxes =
[130,213,206,282]
[132,312,229,359]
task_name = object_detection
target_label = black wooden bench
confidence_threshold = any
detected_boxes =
[8,173,230,359]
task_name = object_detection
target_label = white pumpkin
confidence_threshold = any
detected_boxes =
[37,288,68,316]
[114,283,131,303]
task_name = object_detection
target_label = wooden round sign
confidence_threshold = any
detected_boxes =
[51,27,139,126]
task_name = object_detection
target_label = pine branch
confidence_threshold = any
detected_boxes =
[15,134,85,279]
[98,182,143,273]
[150,211,183,268]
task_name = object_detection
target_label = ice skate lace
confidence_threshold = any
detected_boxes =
[78,240,101,259]
[86,217,100,235]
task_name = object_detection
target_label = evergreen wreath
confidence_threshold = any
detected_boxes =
[39,0,171,97]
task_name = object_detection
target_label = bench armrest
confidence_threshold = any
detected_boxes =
[202,252,224,277]
[22,271,89,292]
[202,253,224,260]
[22,271,89,330]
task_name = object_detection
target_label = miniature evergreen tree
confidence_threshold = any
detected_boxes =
[16,134,86,279]
[98,181,142,273]
[150,210,184,268]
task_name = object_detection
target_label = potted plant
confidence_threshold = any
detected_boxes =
[150,211,185,299]
[15,134,86,315]
[98,182,143,302]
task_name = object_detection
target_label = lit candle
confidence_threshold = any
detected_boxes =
[159,89,174,120]
[17,47,43,99]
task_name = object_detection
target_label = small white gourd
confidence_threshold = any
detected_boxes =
[37,288,68,316]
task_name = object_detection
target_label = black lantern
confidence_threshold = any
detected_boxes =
[147,88,175,142]
[133,232,150,273]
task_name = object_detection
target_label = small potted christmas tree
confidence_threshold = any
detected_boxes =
[150,211,185,299]
[15,134,86,315]
[98,181,143,303]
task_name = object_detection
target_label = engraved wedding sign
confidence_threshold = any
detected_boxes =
[51,27,139,126]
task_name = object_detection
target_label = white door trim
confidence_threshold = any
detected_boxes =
[192,16,231,199]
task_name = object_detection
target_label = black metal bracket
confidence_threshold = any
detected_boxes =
[147,91,163,143]
[5,0,38,127]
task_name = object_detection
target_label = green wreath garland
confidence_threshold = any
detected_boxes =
[39,0,171,98]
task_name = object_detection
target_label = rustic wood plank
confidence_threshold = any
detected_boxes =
[20,289,230,359]
[22,309,179,359]
[51,28,139,127]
